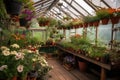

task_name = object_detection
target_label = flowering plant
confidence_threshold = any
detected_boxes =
[0,44,35,80]
[20,8,35,21]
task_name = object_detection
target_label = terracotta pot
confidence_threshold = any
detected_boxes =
[79,24,83,27]
[12,76,17,80]
[93,21,100,27]
[78,61,87,72]
[84,23,88,28]
[89,22,93,26]
[101,18,109,25]
[110,16,119,24]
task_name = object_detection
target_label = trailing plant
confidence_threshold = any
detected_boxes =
[96,8,111,19]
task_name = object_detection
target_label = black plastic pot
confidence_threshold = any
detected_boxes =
[4,0,22,15]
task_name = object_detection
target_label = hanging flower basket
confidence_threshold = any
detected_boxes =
[110,16,119,24]
[83,23,88,28]
[4,0,22,15]
[19,18,28,26]
[101,18,109,25]
[93,21,100,27]
[89,22,93,26]
[79,24,83,27]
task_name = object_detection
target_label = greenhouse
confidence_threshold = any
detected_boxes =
[0,0,120,80]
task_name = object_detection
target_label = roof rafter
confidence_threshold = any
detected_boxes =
[73,0,91,15]
[64,0,85,17]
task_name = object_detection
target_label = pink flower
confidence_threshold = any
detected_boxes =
[17,65,24,72]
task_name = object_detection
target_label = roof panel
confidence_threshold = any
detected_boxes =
[74,0,95,15]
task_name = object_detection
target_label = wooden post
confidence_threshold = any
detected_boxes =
[100,67,106,80]
[111,24,114,50]
[75,28,77,35]
[63,29,66,39]
[95,26,98,46]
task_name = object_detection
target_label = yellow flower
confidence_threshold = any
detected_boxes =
[11,51,17,55]
[1,46,9,51]
[2,50,10,56]
[11,44,20,48]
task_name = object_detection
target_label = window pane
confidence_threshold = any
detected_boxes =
[98,24,112,46]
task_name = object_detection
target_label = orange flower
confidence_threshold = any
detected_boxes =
[107,8,116,14]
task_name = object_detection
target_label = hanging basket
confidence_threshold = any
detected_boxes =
[93,21,100,27]
[101,18,109,25]
[83,23,88,28]
[89,22,93,27]
[4,0,22,15]
[19,18,28,26]
[79,24,83,28]
[110,16,119,24]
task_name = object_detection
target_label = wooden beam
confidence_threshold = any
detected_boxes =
[64,0,85,17]
[83,0,98,11]
[73,0,91,16]
[56,6,73,19]
[34,0,50,7]
[100,0,111,8]
[62,5,80,18]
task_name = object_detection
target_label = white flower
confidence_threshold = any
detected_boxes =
[1,46,9,51]
[17,65,24,72]
[27,50,33,53]
[32,58,36,61]
[2,50,10,56]
[11,44,20,48]
[0,65,8,71]
[11,51,17,55]
[28,45,32,48]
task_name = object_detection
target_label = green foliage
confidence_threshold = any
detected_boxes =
[96,9,110,19]
[49,18,58,27]
[0,0,8,19]
[37,17,49,25]
[0,44,36,79]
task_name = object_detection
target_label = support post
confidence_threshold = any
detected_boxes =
[101,67,106,80]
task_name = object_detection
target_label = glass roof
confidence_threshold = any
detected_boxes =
[33,0,120,20]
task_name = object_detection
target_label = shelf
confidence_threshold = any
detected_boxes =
[57,45,111,70]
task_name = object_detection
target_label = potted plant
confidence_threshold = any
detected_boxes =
[110,9,120,24]
[0,0,9,29]
[49,17,58,27]
[19,8,35,27]
[96,8,111,25]
[0,44,35,80]
[82,15,92,27]
[92,15,100,27]
[4,0,22,15]
[37,17,49,26]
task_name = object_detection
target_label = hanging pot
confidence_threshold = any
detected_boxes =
[101,18,109,25]
[110,16,119,24]
[89,22,93,26]
[19,18,28,26]
[84,23,88,28]
[4,0,22,15]
[93,20,100,27]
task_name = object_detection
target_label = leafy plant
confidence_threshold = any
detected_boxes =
[96,8,111,19]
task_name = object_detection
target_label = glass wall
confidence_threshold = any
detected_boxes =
[98,24,112,45]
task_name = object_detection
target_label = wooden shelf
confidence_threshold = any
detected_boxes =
[57,45,111,70]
